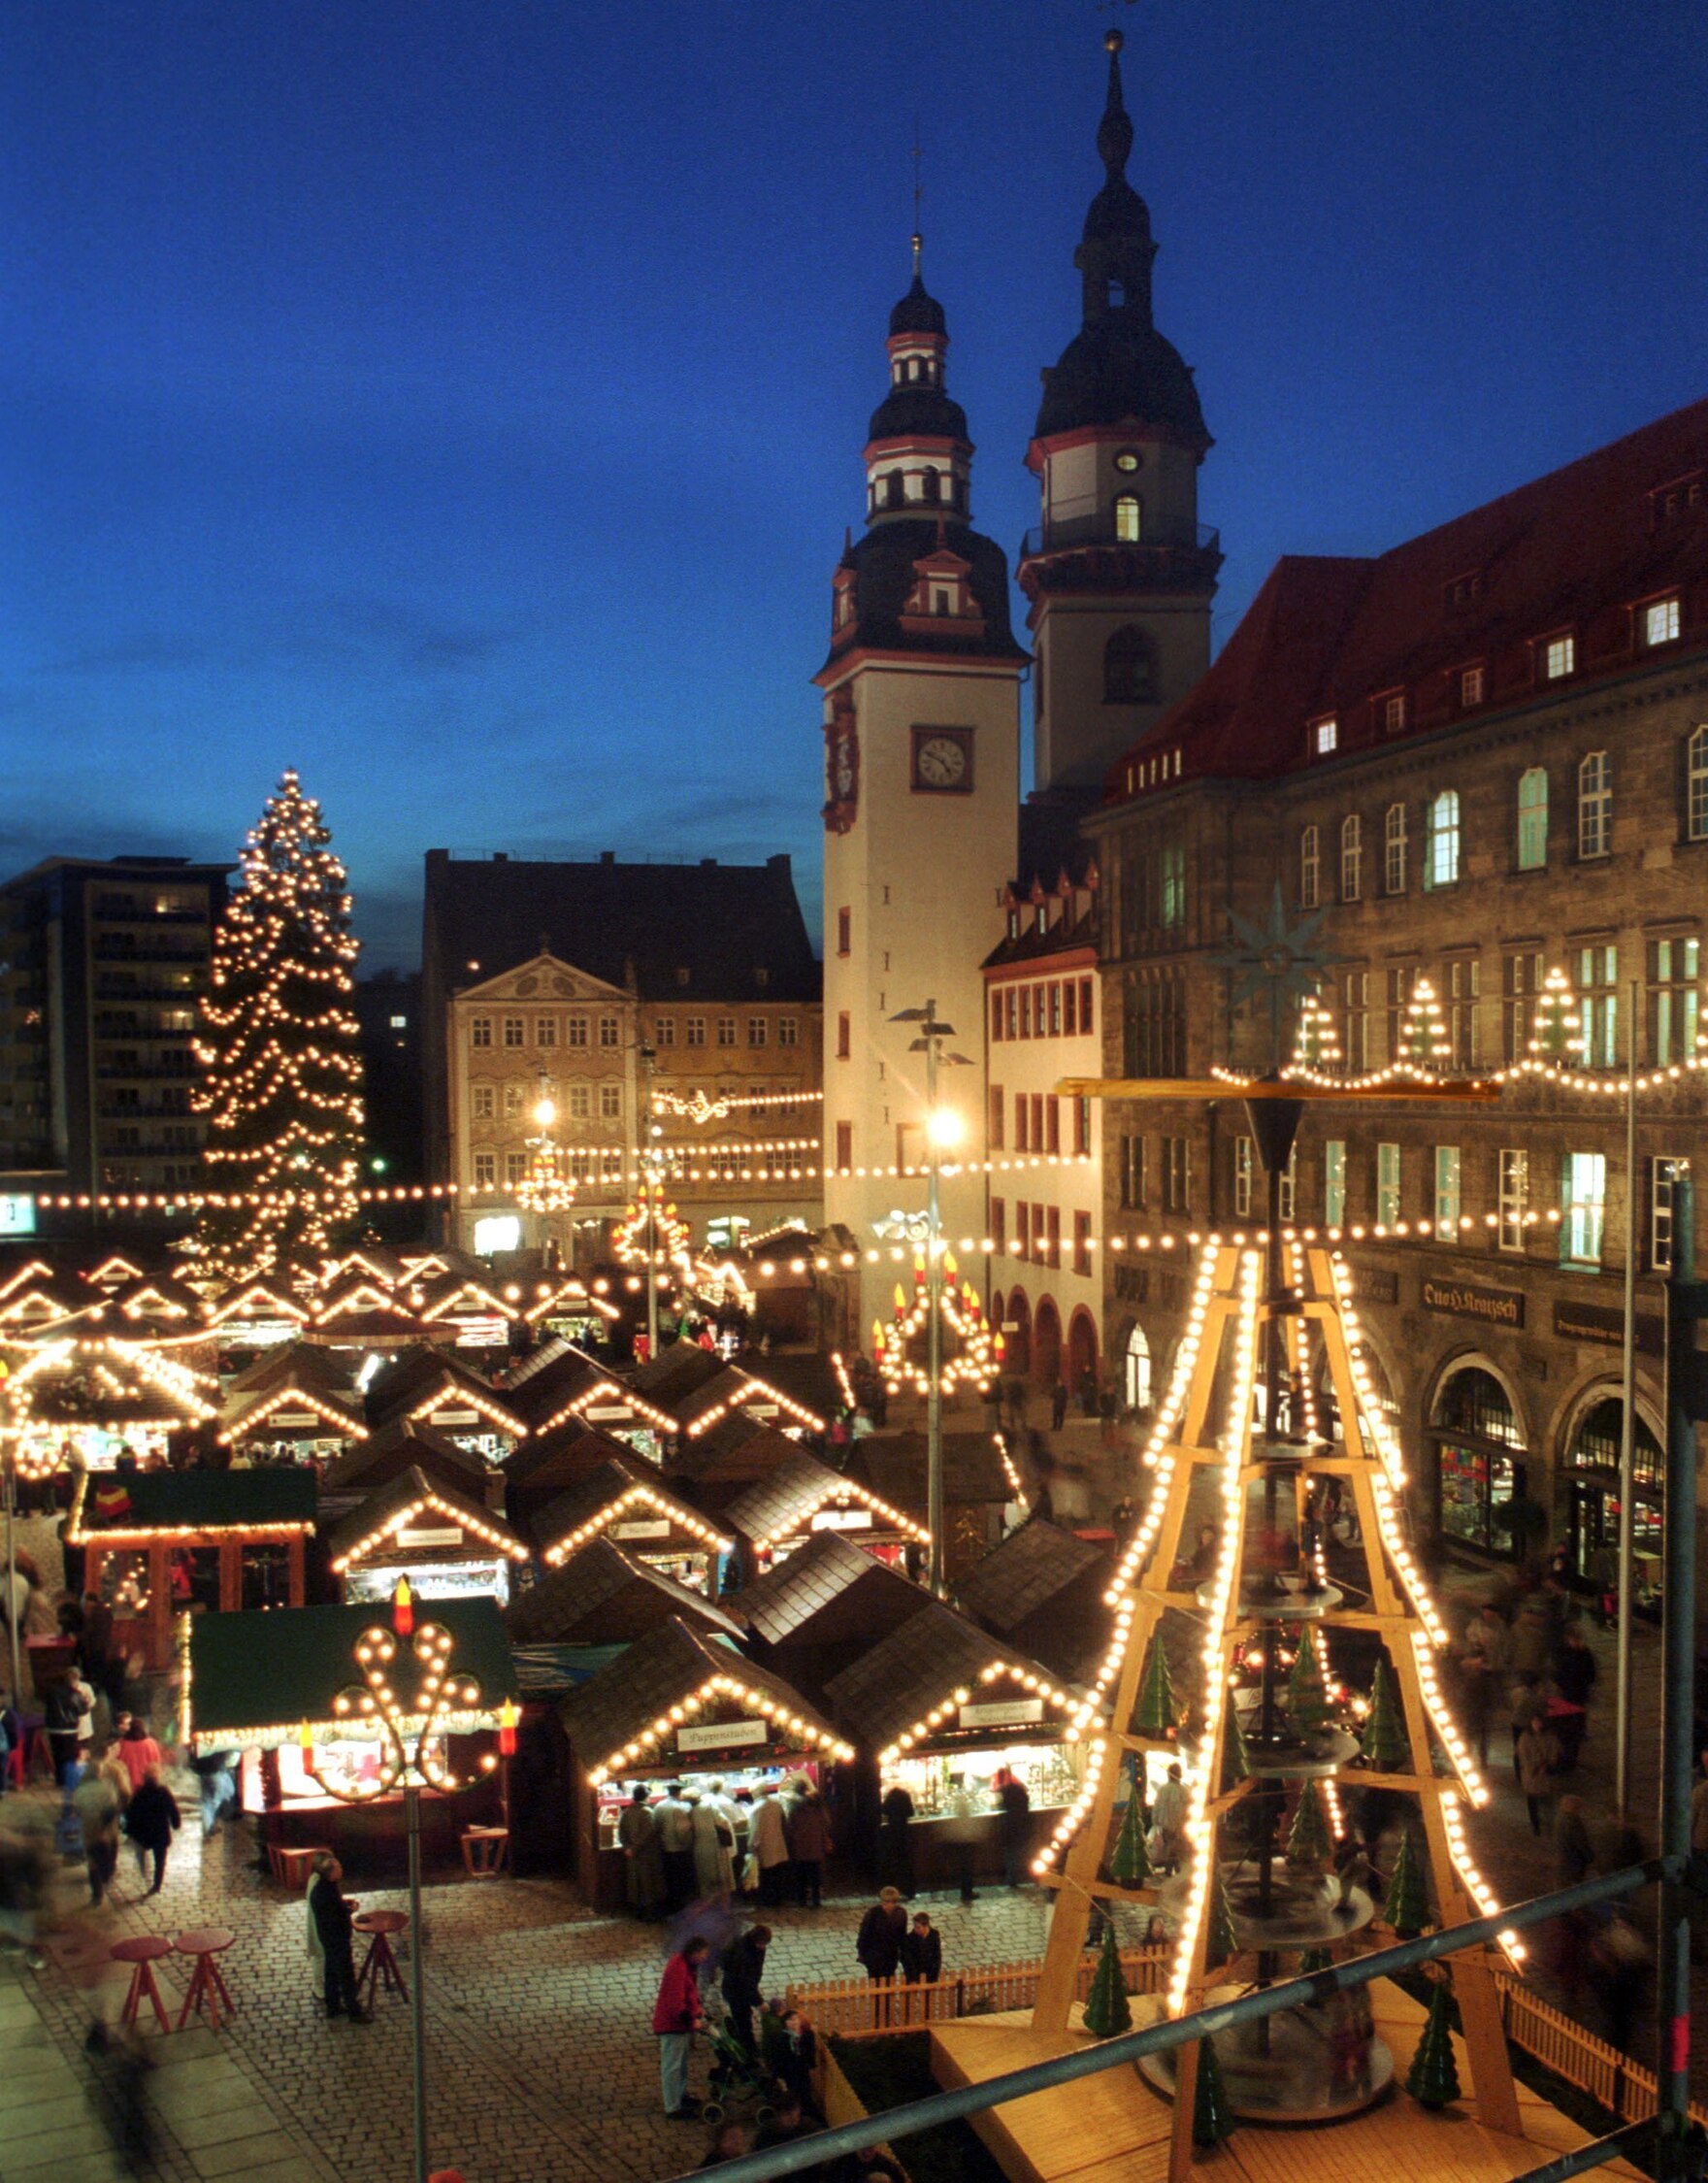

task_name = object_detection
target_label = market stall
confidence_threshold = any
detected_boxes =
[367,1347,529,1462]
[69,1467,317,1670]
[727,1529,928,1704]
[822,1599,1087,1887]
[856,1430,1014,1584]
[535,1456,733,1593]
[503,1340,675,1455]
[953,1519,1112,1683]
[215,1352,368,1468]
[0,1334,220,1477]
[183,1595,517,1869]
[723,1447,928,1574]
[319,1418,500,1521]
[327,1466,530,1607]
[557,1615,852,1909]
[509,1535,745,1647]
[206,1282,314,1371]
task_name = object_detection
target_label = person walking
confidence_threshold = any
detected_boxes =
[618,1787,667,1920]
[1050,1379,1068,1432]
[995,1769,1031,1889]
[121,1765,180,1896]
[900,1911,941,1985]
[1553,1794,1594,1887]
[1552,1627,1597,1772]
[307,1853,369,2021]
[115,1715,163,1797]
[1515,1712,1560,1836]
[1149,1762,1189,1873]
[750,1782,791,1907]
[72,1753,123,1905]
[1458,1604,1510,1767]
[718,1924,770,2055]
[43,1670,90,1786]
[655,1782,697,1911]
[652,1935,709,2119]
[191,1746,239,1836]
[788,1787,831,1908]
[878,1782,915,1898]
[1507,1672,1543,1786]
[856,1887,907,1982]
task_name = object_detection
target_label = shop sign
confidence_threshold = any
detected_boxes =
[747,1404,779,1419]
[810,1505,870,1532]
[1349,1266,1399,1306]
[677,1717,768,1754]
[586,1404,634,1422]
[270,1411,318,1430]
[610,1518,672,1541]
[432,1407,481,1427]
[958,1698,1044,1731]
[397,1524,462,1549]
[1421,1277,1524,1330]
[1553,1300,1665,1356]
[454,1316,509,1347]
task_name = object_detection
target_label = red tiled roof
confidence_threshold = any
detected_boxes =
[1107,395,1708,800]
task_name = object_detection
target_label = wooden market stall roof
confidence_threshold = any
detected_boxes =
[535,1457,733,1566]
[326,1466,529,1575]
[320,1417,492,1504]
[723,1447,929,1554]
[667,1413,804,1496]
[217,1377,368,1448]
[672,1363,827,1440]
[727,1530,926,1649]
[508,1537,743,1647]
[367,1349,529,1441]
[558,1616,853,1785]
[503,1422,639,1531]
[628,1340,728,1406]
[68,1464,317,1545]
[223,1340,356,1400]
[185,1595,518,1749]
[855,1430,1016,1521]
[954,1520,1106,1637]
[1,1338,220,1434]
[822,1599,1084,1763]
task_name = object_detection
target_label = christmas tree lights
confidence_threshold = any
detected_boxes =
[192,770,364,1285]
[872,1249,1002,1396]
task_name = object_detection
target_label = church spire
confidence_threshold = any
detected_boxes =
[1077,27,1156,326]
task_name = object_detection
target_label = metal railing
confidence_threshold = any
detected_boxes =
[1019,517,1220,558]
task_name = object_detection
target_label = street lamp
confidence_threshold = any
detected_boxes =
[891,1001,973,1597]
[300,1580,503,2183]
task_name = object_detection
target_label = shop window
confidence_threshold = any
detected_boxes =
[1431,1367,1526,1558]
[1565,1397,1663,1581]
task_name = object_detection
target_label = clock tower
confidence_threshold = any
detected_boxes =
[816,237,1026,1329]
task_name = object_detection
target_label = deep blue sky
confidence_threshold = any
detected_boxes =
[7,3,1706,968]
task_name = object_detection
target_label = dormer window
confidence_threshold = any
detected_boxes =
[1460,664,1485,708]
[1446,570,1485,608]
[1114,494,1142,544]
[933,587,953,615]
[1313,717,1338,756]
[1383,693,1406,735]
[1543,634,1576,681]
[1644,597,1681,648]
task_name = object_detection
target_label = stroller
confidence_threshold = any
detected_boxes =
[701,2013,777,2127]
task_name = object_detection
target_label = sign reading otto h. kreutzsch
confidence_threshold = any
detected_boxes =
[1421,1276,1525,1329]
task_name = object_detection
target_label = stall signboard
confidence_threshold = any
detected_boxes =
[432,1408,481,1427]
[810,1506,870,1533]
[396,1524,463,1549]
[958,1698,1045,1732]
[454,1316,509,1348]
[677,1717,768,1754]
[610,1518,673,1541]
[587,1405,636,1423]
[0,1194,38,1237]
[269,1411,319,1430]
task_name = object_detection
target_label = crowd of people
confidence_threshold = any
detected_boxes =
[616,1774,838,1919]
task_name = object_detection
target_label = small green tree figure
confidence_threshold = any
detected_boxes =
[1359,1654,1410,1771]
[1132,1633,1177,1737]
[1384,1827,1430,1939]
[1219,1702,1250,1792]
[1082,1922,1133,2038]
[1205,1863,1239,1966]
[1405,1977,1462,2108]
[1297,1945,1333,1976]
[1192,2034,1234,2147]
[1286,1780,1333,1869]
[1287,1626,1333,1740]
[1109,1789,1152,1890]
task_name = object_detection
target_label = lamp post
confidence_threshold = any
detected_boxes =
[300,1580,505,2183]
[638,1041,663,1362]
[890,1002,972,1598]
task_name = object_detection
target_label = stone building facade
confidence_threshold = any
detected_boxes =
[1088,397,1708,1591]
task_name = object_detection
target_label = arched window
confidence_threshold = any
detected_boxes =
[1578,751,1612,859]
[1102,625,1156,705]
[921,467,940,505]
[1124,1324,1152,1410]
[1425,789,1461,888]
[1517,767,1549,870]
[1114,494,1142,543]
[1340,813,1363,901]
[1430,1363,1528,1557]
[1299,825,1321,909]
[1687,726,1708,841]
[884,471,904,509]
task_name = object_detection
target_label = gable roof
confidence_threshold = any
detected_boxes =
[218,1379,367,1447]
[424,850,820,1006]
[537,1460,732,1565]
[723,1449,929,1551]
[728,1530,926,1647]
[822,1600,1077,1758]
[327,1466,528,1573]
[856,1431,1013,1513]
[70,1466,317,1540]
[321,1417,489,1499]
[507,1538,742,1647]
[954,1520,1107,1636]
[368,1352,527,1440]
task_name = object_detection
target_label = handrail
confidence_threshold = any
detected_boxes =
[661,1860,1659,2183]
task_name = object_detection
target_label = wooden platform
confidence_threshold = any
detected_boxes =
[930,1981,1647,2183]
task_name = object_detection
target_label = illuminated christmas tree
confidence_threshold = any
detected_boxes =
[1397,976,1451,1070]
[192,770,364,1283]
[1527,966,1584,1068]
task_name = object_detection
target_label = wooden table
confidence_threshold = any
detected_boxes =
[111,1935,174,2034]
[174,1927,237,2031]
[354,1910,410,2006]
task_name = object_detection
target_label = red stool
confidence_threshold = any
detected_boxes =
[353,1910,410,2005]
[111,1935,174,2034]
[173,1928,237,2031]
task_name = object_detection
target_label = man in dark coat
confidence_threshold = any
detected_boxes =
[309,1853,369,2022]
[718,1924,770,2053]
[855,1888,907,1981]
[121,1766,180,1895]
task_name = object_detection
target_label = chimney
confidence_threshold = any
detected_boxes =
[600,850,616,866]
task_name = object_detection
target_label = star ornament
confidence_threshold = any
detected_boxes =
[1213,885,1346,1069]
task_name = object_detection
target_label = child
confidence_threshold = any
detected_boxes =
[901,1911,941,1984]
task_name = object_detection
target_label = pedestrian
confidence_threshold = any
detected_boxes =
[1552,1794,1594,1888]
[191,1746,239,1836]
[121,1765,180,1896]
[619,1787,668,1920]
[653,1934,709,2119]
[1111,1495,1138,1544]
[856,1887,907,1982]
[718,1924,770,2054]
[688,1788,736,1901]
[1515,1712,1560,1836]
[728,1787,753,1886]
[115,1714,163,1798]
[878,1781,915,1898]
[307,1853,369,2022]
[656,1781,698,1910]
[788,1787,831,1908]
[1507,1672,1543,1787]
[1188,1524,1220,1583]
[750,1783,791,1906]
[1458,1604,1510,1766]
[1149,1762,1188,1873]
[1552,1627,1597,1772]
[1050,1380,1068,1432]
[994,1768,1031,1888]
[1591,1909,1653,2052]
[901,1911,941,1985]
[43,1670,91,1785]
[72,1752,123,1905]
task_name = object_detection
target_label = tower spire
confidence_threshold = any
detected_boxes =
[1098,26,1134,184]
[911,119,924,280]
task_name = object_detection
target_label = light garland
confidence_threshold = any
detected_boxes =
[651,1087,823,1122]
[585,1670,853,1787]
[611,1181,693,1271]
[218,1383,368,1445]
[542,1483,733,1566]
[683,1373,827,1438]
[880,1660,1079,1767]
[304,1607,496,1799]
[533,1378,678,1437]
[872,1249,1002,1398]
[747,1475,930,1553]
[402,1382,528,1440]
[330,1489,529,1575]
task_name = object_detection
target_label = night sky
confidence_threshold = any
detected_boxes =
[9,3,1707,967]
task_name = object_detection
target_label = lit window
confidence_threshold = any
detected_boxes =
[1687,726,1708,841]
[1278,1147,1297,1221]
[1325,1140,1346,1228]
[1560,1150,1606,1267]
[1340,814,1362,901]
[1578,751,1612,859]
[1544,635,1576,680]
[1114,448,1141,473]
[1383,694,1405,735]
[1299,825,1321,909]
[1384,803,1407,894]
[1578,944,1619,1067]
[1424,789,1461,888]
[1645,597,1681,648]
[1314,718,1338,756]
[1114,494,1141,543]
[1460,665,1485,708]
[1648,937,1699,1065]
[389,1013,408,1030]
[1376,1141,1400,1227]
[1233,1136,1253,1218]
[1498,1149,1527,1252]
[1160,841,1185,927]
[1433,1145,1462,1236]
[1516,767,1548,870]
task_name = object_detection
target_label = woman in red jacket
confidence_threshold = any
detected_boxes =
[651,1935,708,2118]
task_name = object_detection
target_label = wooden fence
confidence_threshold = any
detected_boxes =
[790,1951,1708,2133]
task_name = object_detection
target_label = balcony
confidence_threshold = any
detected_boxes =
[1021,516,1220,558]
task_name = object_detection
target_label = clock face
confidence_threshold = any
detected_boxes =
[914,732,970,790]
